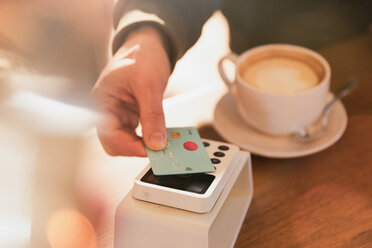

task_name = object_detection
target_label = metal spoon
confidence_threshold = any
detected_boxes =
[292,78,358,142]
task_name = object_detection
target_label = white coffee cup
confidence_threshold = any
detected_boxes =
[218,44,331,135]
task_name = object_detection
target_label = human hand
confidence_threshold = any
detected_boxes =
[91,26,171,157]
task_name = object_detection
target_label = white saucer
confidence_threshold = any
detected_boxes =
[213,93,347,158]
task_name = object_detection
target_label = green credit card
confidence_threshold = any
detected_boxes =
[145,127,216,176]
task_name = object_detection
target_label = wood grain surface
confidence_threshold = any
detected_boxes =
[199,33,372,248]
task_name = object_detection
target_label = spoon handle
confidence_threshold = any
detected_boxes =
[323,78,358,117]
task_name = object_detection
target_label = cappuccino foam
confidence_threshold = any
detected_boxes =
[241,57,318,95]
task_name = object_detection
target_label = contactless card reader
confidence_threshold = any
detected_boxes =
[134,139,241,213]
[114,139,253,248]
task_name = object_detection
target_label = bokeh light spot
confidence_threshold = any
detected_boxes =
[47,209,96,248]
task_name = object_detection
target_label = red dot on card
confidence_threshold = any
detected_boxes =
[183,141,198,151]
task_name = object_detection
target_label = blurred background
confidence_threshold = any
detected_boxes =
[1,1,113,247]
[0,0,114,102]
[0,1,230,247]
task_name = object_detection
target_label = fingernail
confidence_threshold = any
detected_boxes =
[149,132,165,150]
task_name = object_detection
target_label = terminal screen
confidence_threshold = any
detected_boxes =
[141,169,215,194]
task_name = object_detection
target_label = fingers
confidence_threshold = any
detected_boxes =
[98,129,146,157]
[97,112,146,157]
[91,31,171,156]
[136,88,167,151]
[115,102,140,129]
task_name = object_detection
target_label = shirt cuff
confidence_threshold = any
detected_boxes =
[112,10,178,70]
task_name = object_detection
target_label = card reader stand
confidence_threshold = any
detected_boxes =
[114,151,253,248]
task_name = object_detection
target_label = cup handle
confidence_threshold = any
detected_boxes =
[218,53,239,93]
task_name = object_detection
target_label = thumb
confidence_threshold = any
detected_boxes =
[137,90,167,151]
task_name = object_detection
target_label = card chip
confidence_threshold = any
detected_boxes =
[171,132,181,138]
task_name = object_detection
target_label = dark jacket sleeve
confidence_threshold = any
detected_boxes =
[112,0,222,68]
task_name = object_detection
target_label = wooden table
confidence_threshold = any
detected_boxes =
[197,33,372,247]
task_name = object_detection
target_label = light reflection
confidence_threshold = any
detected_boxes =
[0,56,11,69]
[0,214,31,247]
[7,90,100,134]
